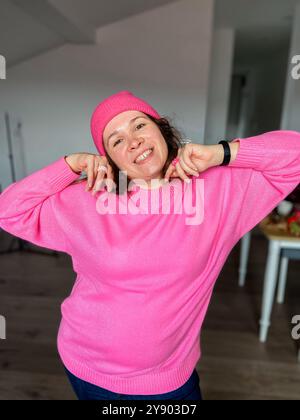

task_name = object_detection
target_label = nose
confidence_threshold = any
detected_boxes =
[128,136,144,151]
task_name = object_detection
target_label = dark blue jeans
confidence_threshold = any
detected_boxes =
[65,367,202,400]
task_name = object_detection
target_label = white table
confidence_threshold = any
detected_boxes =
[238,218,300,344]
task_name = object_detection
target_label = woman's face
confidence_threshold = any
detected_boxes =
[103,111,168,184]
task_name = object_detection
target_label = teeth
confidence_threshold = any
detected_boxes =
[135,148,153,163]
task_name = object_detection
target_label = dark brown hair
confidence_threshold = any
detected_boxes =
[72,114,185,195]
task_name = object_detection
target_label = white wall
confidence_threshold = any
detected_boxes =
[204,27,235,145]
[226,44,289,140]
[0,0,215,188]
[281,2,300,131]
[252,49,288,134]
[0,112,27,190]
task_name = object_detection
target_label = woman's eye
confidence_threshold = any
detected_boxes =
[136,123,145,130]
[113,124,145,147]
[113,139,122,147]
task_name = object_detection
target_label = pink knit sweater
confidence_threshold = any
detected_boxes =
[0,130,299,395]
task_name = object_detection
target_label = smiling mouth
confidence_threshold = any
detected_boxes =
[134,147,154,164]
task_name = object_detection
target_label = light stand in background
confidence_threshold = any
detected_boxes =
[0,112,58,257]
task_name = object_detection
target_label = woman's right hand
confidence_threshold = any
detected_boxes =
[65,153,114,194]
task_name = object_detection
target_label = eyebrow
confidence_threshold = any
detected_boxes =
[107,116,148,146]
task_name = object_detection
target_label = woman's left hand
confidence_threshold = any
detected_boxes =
[164,143,225,182]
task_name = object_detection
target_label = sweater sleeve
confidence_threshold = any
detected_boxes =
[0,156,80,253]
[222,130,300,240]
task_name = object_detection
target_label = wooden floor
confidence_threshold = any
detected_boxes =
[0,231,299,400]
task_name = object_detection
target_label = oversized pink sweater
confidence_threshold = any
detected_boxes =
[0,130,299,395]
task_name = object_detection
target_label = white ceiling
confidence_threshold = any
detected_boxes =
[0,0,65,67]
[49,0,179,28]
[0,0,299,67]
[0,0,179,67]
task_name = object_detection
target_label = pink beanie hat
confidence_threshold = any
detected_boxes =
[90,90,161,156]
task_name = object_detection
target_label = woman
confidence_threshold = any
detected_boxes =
[0,90,299,401]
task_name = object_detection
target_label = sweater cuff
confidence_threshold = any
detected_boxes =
[228,135,266,169]
[42,156,81,192]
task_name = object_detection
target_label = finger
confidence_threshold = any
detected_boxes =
[91,174,105,195]
[181,149,200,175]
[173,148,195,176]
[164,164,175,182]
[92,161,108,195]
[85,156,95,191]
[92,156,102,187]
[175,162,191,182]
[170,169,179,178]
[164,166,173,182]
[106,164,113,180]
[94,157,101,178]
[106,165,115,192]
[178,155,199,176]
[93,160,114,194]
[190,157,205,173]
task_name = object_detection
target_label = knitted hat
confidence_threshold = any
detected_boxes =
[90,90,161,156]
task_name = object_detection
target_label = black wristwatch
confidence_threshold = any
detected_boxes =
[218,140,231,166]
